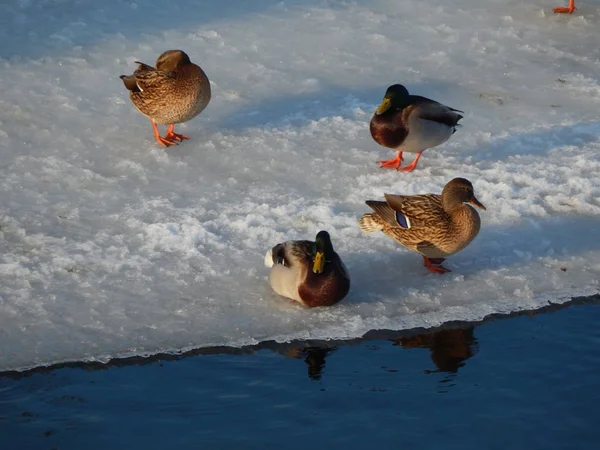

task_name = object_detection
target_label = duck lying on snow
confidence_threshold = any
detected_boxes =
[120,50,211,147]
[359,178,486,274]
[264,231,350,307]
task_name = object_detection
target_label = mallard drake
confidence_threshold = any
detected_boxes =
[120,50,211,147]
[554,0,576,13]
[264,230,350,307]
[358,178,485,274]
[370,84,463,172]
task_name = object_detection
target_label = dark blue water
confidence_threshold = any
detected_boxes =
[2,299,600,449]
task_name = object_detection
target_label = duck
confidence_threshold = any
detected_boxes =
[120,50,211,147]
[370,84,463,172]
[358,178,486,274]
[553,0,576,13]
[264,230,350,307]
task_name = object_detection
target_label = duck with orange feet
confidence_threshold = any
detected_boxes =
[120,50,211,147]
[358,178,485,274]
[370,84,463,172]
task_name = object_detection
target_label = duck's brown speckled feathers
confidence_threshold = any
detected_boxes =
[359,178,485,273]
[265,231,350,307]
[120,50,211,147]
[121,50,210,125]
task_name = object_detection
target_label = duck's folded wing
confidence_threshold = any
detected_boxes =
[412,98,463,126]
[365,201,400,227]
[133,61,155,72]
[383,193,445,228]
[133,68,177,92]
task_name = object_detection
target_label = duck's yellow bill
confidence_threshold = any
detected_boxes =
[470,197,486,210]
[376,98,391,115]
[313,251,325,274]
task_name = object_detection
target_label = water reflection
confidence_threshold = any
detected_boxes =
[274,326,477,383]
[392,327,478,374]
[284,347,337,381]
[392,327,479,392]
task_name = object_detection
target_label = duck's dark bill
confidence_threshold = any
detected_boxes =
[470,197,486,210]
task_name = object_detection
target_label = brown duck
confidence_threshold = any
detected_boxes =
[264,231,350,307]
[120,50,211,147]
[370,84,463,172]
[359,178,486,274]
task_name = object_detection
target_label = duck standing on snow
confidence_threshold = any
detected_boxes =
[264,231,350,307]
[370,84,463,172]
[120,50,211,147]
[358,178,485,274]
[553,0,576,13]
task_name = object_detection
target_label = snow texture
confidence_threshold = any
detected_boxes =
[1,0,599,372]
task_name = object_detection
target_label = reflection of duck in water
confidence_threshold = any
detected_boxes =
[393,327,478,373]
[285,347,337,381]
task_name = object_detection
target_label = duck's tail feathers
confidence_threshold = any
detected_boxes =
[264,249,275,268]
[120,74,141,92]
[359,214,383,233]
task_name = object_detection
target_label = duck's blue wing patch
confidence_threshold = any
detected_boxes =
[395,211,411,228]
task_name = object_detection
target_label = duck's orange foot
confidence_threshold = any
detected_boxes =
[165,131,189,142]
[553,1,576,13]
[155,135,178,147]
[165,124,190,142]
[553,6,576,13]
[151,122,178,147]
[378,151,404,169]
[394,151,423,173]
[423,256,450,274]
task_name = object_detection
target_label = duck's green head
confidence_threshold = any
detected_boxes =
[312,230,334,274]
[375,84,410,115]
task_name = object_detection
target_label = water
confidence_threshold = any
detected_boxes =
[1,298,599,449]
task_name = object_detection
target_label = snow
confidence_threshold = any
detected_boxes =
[1,0,599,372]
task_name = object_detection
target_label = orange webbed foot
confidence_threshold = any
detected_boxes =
[395,152,423,173]
[151,122,178,147]
[156,135,178,147]
[553,6,576,13]
[553,1,576,13]
[378,151,404,169]
[423,256,450,274]
[165,124,190,142]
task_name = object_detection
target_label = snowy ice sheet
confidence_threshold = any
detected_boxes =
[1,0,599,372]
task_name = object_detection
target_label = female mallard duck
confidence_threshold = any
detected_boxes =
[554,0,576,13]
[120,50,211,147]
[264,231,350,307]
[370,84,463,172]
[358,178,486,274]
